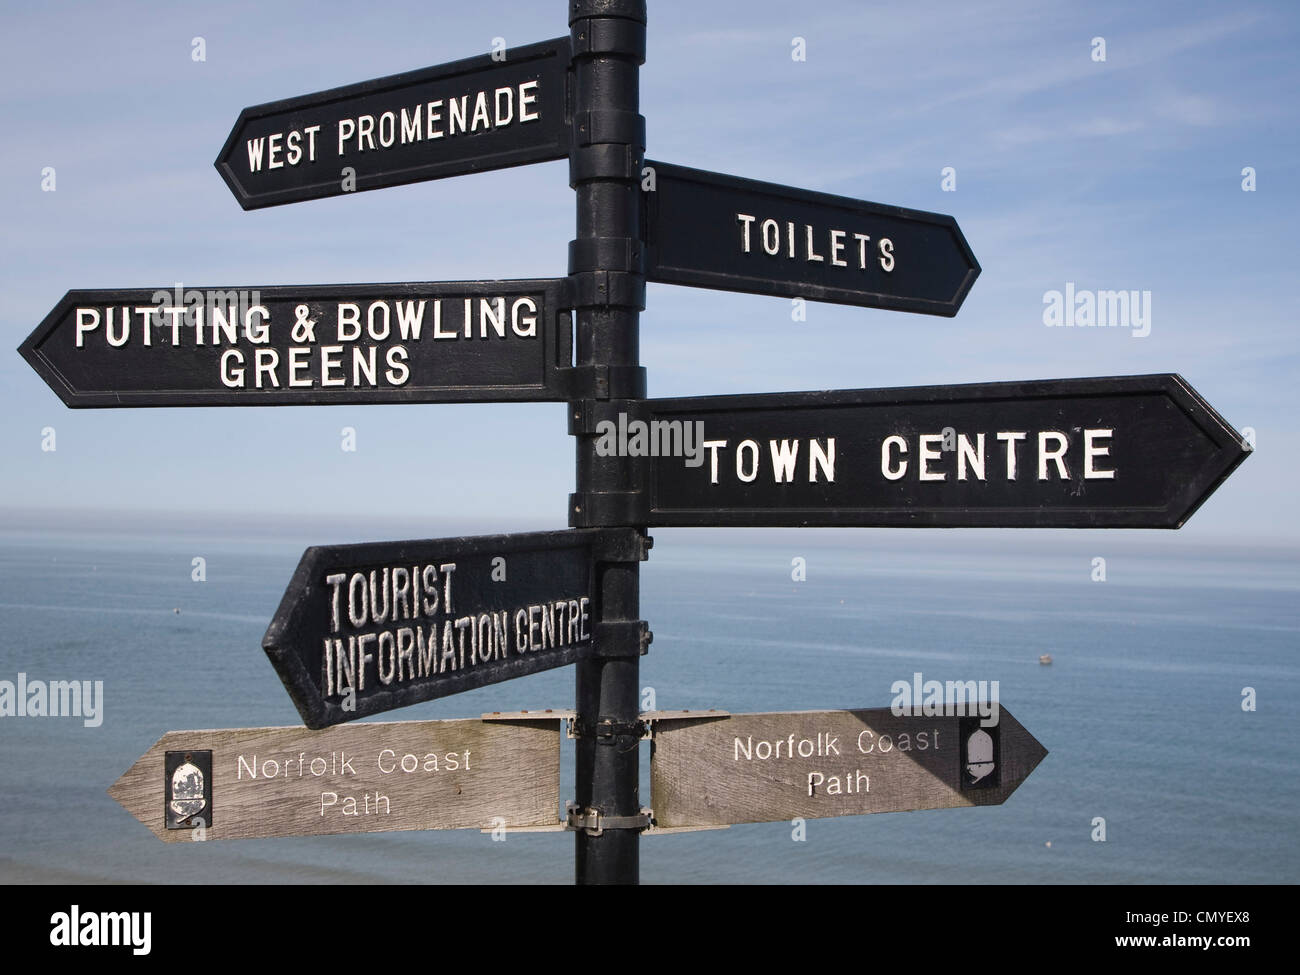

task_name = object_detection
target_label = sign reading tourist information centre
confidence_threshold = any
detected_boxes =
[264,529,637,729]
[16,3,1251,882]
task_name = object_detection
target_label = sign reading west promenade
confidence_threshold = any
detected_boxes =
[265,529,632,728]
[642,160,980,315]
[217,37,572,209]
[650,707,1046,828]
[623,374,1249,529]
[108,717,561,842]
[19,280,571,407]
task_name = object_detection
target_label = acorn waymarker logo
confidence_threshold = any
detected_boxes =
[49,905,151,955]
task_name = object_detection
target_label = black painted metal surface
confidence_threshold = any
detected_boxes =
[637,374,1248,528]
[19,280,571,406]
[642,160,980,315]
[568,0,648,885]
[216,37,572,209]
[264,529,635,729]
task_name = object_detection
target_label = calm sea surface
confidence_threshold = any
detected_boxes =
[1,523,1296,884]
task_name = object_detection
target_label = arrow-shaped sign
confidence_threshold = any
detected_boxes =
[108,715,562,842]
[642,160,980,315]
[649,706,1045,828]
[216,36,572,209]
[571,374,1249,529]
[18,280,573,407]
[265,529,642,728]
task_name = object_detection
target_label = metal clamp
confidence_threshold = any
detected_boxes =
[574,110,646,150]
[568,236,642,274]
[570,489,646,527]
[568,715,647,742]
[569,16,647,61]
[569,144,643,185]
[565,801,653,836]
[590,527,651,563]
[586,620,651,658]
[567,269,646,312]
[555,362,647,400]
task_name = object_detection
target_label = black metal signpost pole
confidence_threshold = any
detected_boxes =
[567,0,649,885]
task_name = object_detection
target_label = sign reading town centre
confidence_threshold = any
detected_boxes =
[108,715,562,842]
[217,37,572,209]
[650,706,1046,829]
[642,160,980,316]
[596,374,1249,529]
[18,280,572,407]
[265,529,638,728]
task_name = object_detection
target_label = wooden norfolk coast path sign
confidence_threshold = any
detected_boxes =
[108,715,562,842]
[650,708,1046,829]
[17,1,1251,882]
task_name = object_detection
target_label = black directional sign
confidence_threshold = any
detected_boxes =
[19,279,573,406]
[642,160,980,315]
[579,375,1249,529]
[217,37,572,209]
[264,529,641,728]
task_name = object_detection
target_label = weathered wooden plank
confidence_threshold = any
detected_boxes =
[650,707,1046,828]
[108,717,561,842]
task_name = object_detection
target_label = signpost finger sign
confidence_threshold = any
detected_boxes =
[19,280,574,407]
[649,707,1047,829]
[264,529,646,729]
[109,715,564,842]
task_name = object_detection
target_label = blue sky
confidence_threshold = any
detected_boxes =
[2,0,1296,542]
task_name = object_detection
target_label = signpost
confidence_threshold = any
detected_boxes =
[17,0,1254,884]
[649,707,1046,829]
[571,374,1249,529]
[264,529,642,728]
[216,36,572,209]
[108,715,562,841]
[642,160,980,315]
[19,280,573,407]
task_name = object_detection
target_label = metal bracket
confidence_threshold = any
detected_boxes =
[573,110,646,150]
[590,527,651,563]
[570,16,646,61]
[555,362,646,400]
[568,398,648,435]
[568,236,643,274]
[565,801,652,836]
[569,144,643,185]
[567,715,648,742]
[566,268,646,311]
[584,619,651,658]
[641,709,731,738]
[570,489,647,527]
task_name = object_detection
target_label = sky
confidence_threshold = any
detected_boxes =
[1,0,1297,543]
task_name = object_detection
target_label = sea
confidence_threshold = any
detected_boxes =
[0,515,1296,885]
